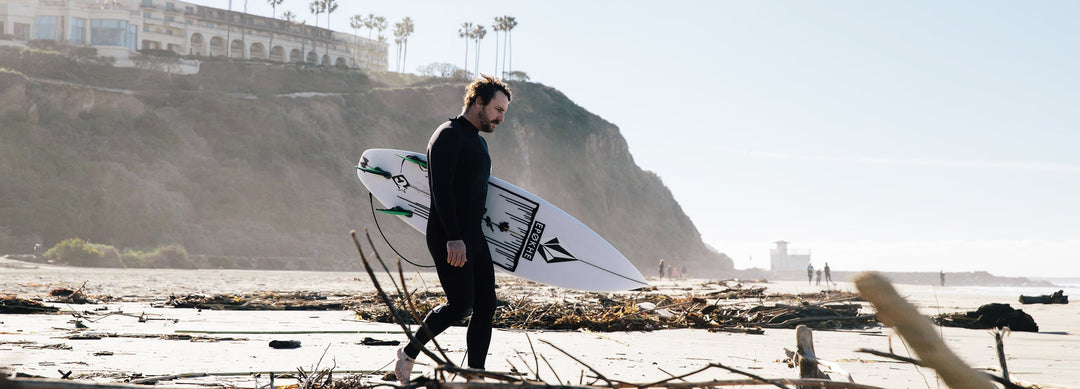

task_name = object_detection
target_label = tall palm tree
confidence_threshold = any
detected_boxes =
[399,17,414,73]
[267,0,284,60]
[321,0,338,60]
[503,16,517,79]
[458,22,473,75]
[492,17,504,77]
[471,24,486,77]
[225,0,232,57]
[308,0,323,63]
[393,21,405,72]
[373,16,387,41]
[349,14,363,45]
[364,13,377,41]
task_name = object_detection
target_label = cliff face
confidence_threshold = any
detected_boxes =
[0,50,733,276]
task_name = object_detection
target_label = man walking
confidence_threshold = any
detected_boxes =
[394,75,512,384]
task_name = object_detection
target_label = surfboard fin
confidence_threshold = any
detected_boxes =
[356,166,392,178]
[376,206,413,217]
[398,154,428,169]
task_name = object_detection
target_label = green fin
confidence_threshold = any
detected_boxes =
[356,166,391,178]
[398,154,428,168]
[377,206,413,217]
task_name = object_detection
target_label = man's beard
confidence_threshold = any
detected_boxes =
[478,115,500,133]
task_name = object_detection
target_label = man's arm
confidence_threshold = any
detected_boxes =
[428,129,468,267]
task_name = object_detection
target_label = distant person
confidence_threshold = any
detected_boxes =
[824,262,832,284]
[940,270,945,286]
[658,259,666,280]
[681,265,688,280]
[815,269,822,285]
[394,75,512,384]
[806,263,814,285]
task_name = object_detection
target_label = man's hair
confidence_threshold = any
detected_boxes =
[462,74,512,112]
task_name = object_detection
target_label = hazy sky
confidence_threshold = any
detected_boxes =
[189,1,1079,278]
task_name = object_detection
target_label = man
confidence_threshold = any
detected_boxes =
[824,262,832,284]
[395,75,512,384]
[806,263,814,285]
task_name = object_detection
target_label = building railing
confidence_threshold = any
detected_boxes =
[770,249,811,256]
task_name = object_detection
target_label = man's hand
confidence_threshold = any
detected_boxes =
[446,240,467,267]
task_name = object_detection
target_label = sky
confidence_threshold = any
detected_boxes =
[188,1,1080,278]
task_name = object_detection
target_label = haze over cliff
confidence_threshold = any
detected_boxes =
[0,47,733,276]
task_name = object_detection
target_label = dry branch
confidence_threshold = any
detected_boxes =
[853,272,995,389]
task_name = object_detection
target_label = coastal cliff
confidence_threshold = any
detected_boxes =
[0,48,733,276]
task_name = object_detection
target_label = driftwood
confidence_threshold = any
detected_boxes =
[349,229,889,389]
[794,325,830,385]
[0,296,60,314]
[1018,290,1068,304]
[933,303,1038,332]
[784,325,855,388]
[855,348,1029,389]
[853,272,995,389]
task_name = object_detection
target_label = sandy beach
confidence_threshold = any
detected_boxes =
[2,257,1078,388]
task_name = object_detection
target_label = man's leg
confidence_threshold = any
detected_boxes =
[465,247,497,369]
[403,235,477,359]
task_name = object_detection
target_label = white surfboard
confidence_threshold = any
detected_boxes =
[356,148,648,291]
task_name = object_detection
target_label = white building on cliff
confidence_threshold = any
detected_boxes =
[0,0,388,71]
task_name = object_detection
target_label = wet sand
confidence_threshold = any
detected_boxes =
[2,258,1078,388]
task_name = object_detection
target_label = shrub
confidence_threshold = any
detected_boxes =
[121,248,154,268]
[157,244,195,269]
[88,243,123,268]
[44,238,104,267]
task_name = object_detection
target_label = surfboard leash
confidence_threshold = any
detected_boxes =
[369,193,434,268]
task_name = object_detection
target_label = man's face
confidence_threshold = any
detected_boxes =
[475,92,510,133]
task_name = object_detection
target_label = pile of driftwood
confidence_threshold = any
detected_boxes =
[933,303,1039,332]
[158,279,876,334]
[0,296,59,314]
[353,285,874,333]
[167,291,349,311]
[1019,290,1068,304]
[335,231,1033,389]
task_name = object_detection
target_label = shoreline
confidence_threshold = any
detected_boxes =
[2,255,1068,289]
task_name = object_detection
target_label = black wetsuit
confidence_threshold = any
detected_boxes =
[403,116,496,369]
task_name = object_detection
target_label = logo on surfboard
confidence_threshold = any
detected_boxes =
[522,222,577,264]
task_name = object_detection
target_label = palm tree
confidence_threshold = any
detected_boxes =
[364,13,377,41]
[393,21,405,72]
[492,17,504,77]
[458,22,473,75]
[225,0,232,57]
[282,10,297,23]
[503,16,517,79]
[471,24,486,77]
[308,0,323,63]
[267,0,284,60]
[374,16,387,41]
[399,17,414,73]
[349,14,363,45]
[322,0,338,60]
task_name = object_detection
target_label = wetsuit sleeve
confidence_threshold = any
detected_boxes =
[428,129,463,241]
